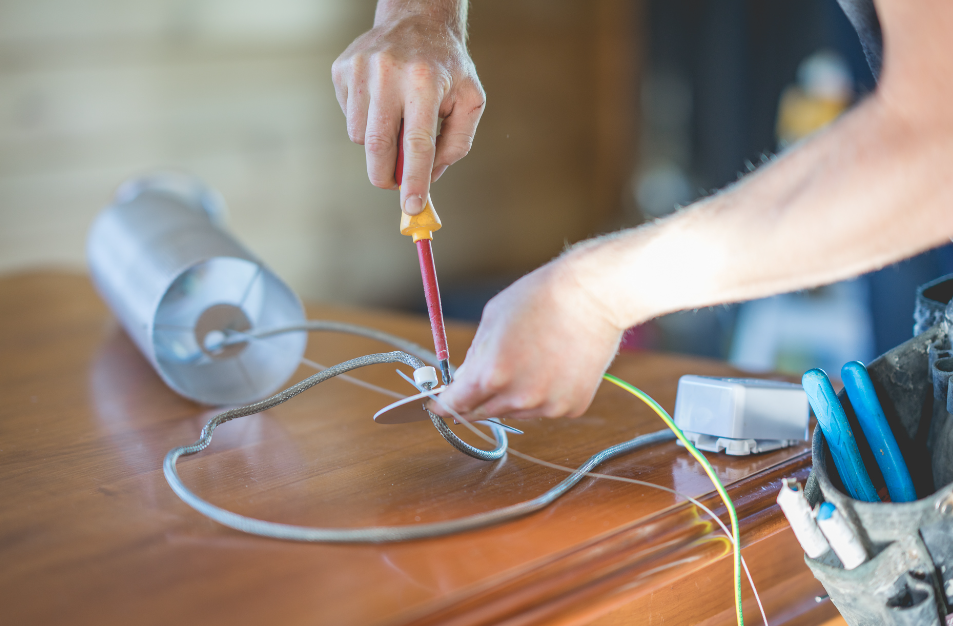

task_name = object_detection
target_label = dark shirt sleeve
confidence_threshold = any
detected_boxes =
[837,0,884,80]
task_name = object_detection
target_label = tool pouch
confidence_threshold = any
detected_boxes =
[804,274,953,625]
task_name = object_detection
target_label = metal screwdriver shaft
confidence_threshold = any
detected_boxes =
[395,122,452,385]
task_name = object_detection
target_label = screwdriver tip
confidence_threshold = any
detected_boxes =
[439,359,452,386]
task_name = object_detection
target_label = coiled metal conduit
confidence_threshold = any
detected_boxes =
[164,323,675,542]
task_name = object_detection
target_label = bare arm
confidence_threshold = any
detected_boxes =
[332,0,485,215]
[433,0,953,421]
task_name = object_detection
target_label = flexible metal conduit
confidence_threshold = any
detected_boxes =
[163,323,674,542]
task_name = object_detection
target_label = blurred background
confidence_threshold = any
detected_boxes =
[2,0,951,375]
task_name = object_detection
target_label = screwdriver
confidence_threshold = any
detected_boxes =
[394,121,452,386]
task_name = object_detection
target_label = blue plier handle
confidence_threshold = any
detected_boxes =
[841,361,916,502]
[803,368,880,502]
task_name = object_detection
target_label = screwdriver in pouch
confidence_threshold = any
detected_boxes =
[394,122,452,386]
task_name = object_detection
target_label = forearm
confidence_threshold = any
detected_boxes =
[567,91,953,330]
[375,0,468,39]
[430,0,953,423]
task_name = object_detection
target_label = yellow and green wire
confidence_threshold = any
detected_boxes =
[603,373,744,626]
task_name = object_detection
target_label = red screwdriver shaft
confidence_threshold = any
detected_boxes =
[415,238,450,363]
[395,122,452,384]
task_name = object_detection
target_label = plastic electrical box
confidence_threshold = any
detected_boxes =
[673,375,809,456]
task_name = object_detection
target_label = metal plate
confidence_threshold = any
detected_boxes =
[374,387,445,424]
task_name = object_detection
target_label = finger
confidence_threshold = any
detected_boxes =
[400,77,442,215]
[364,84,402,190]
[335,83,349,118]
[439,391,551,422]
[476,407,545,422]
[433,80,486,176]
[431,164,449,181]
[331,55,350,115]
[426,397,489,422]
[428,366,496,419]
[471,390,549,422]
[428,382,486,419]
[345,78,371,146]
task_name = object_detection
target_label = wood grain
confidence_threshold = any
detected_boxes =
[0,272,840,625]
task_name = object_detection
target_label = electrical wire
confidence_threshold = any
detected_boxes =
[297,354,765,626]
[162,354,675,540]
[165,321,765,625]
[299,355,406,400]
[281,324,764,623]
[602,374,745,626]
[220,329,410,401]
[427,384,765,626]
[164,350,519,541]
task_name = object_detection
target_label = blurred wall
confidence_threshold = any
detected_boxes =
[632,0,953,362]
[0,0,638,310]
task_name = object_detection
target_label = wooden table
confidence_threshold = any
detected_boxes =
[0,272,840,625]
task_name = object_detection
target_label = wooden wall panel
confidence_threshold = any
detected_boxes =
[0,0,640,308]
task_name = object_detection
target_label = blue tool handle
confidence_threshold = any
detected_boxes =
[841,361,916,502]
[802,368,880,502]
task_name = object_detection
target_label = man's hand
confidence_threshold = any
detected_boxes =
[430,259,624,421]
[332,1,485,215]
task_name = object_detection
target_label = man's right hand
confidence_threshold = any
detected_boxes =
[332,2,485,215]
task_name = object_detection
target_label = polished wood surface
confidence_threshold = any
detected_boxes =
[0,272,840,625]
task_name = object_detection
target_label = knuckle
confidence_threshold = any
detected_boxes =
[472,97,487,116]
[364,132,394,157]
[507,396,529,412]
[457,78,487,110]
[403,59,452,93]
[368,173,393,189]
[408,61,437,82]
[481,378,505,397]
[466,83,487,107]
[331,57,346,81]
[339,52,369,81]
[543,398,573,419]
[349,51,369,70]
[480,368,509,395]
[368,49,391,65]
[452,387,482,414]
[369,50,397,75]
[439,134,474,163]
[403,128,435,155]
[409,60,449,87]
[514,391,544,412]
[483,294,504,316]
[563,403,586,419]
[347,124,364,145]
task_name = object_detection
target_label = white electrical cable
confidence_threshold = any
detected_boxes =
[162,352,674,541]
[425,390,769,626]
[285,324,768,623]
[299,355,406,400]
[165,321,767,625]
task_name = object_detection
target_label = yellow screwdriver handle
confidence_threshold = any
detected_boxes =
[394,122,443,242]
[399,198,442,242]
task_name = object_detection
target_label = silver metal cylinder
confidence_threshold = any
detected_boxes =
[87,172,306,405]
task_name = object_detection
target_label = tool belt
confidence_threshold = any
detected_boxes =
[805,274,953,625]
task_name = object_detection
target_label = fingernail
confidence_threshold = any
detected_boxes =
[404,194,424,215]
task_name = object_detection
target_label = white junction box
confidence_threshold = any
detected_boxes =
[673,375,809,456]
